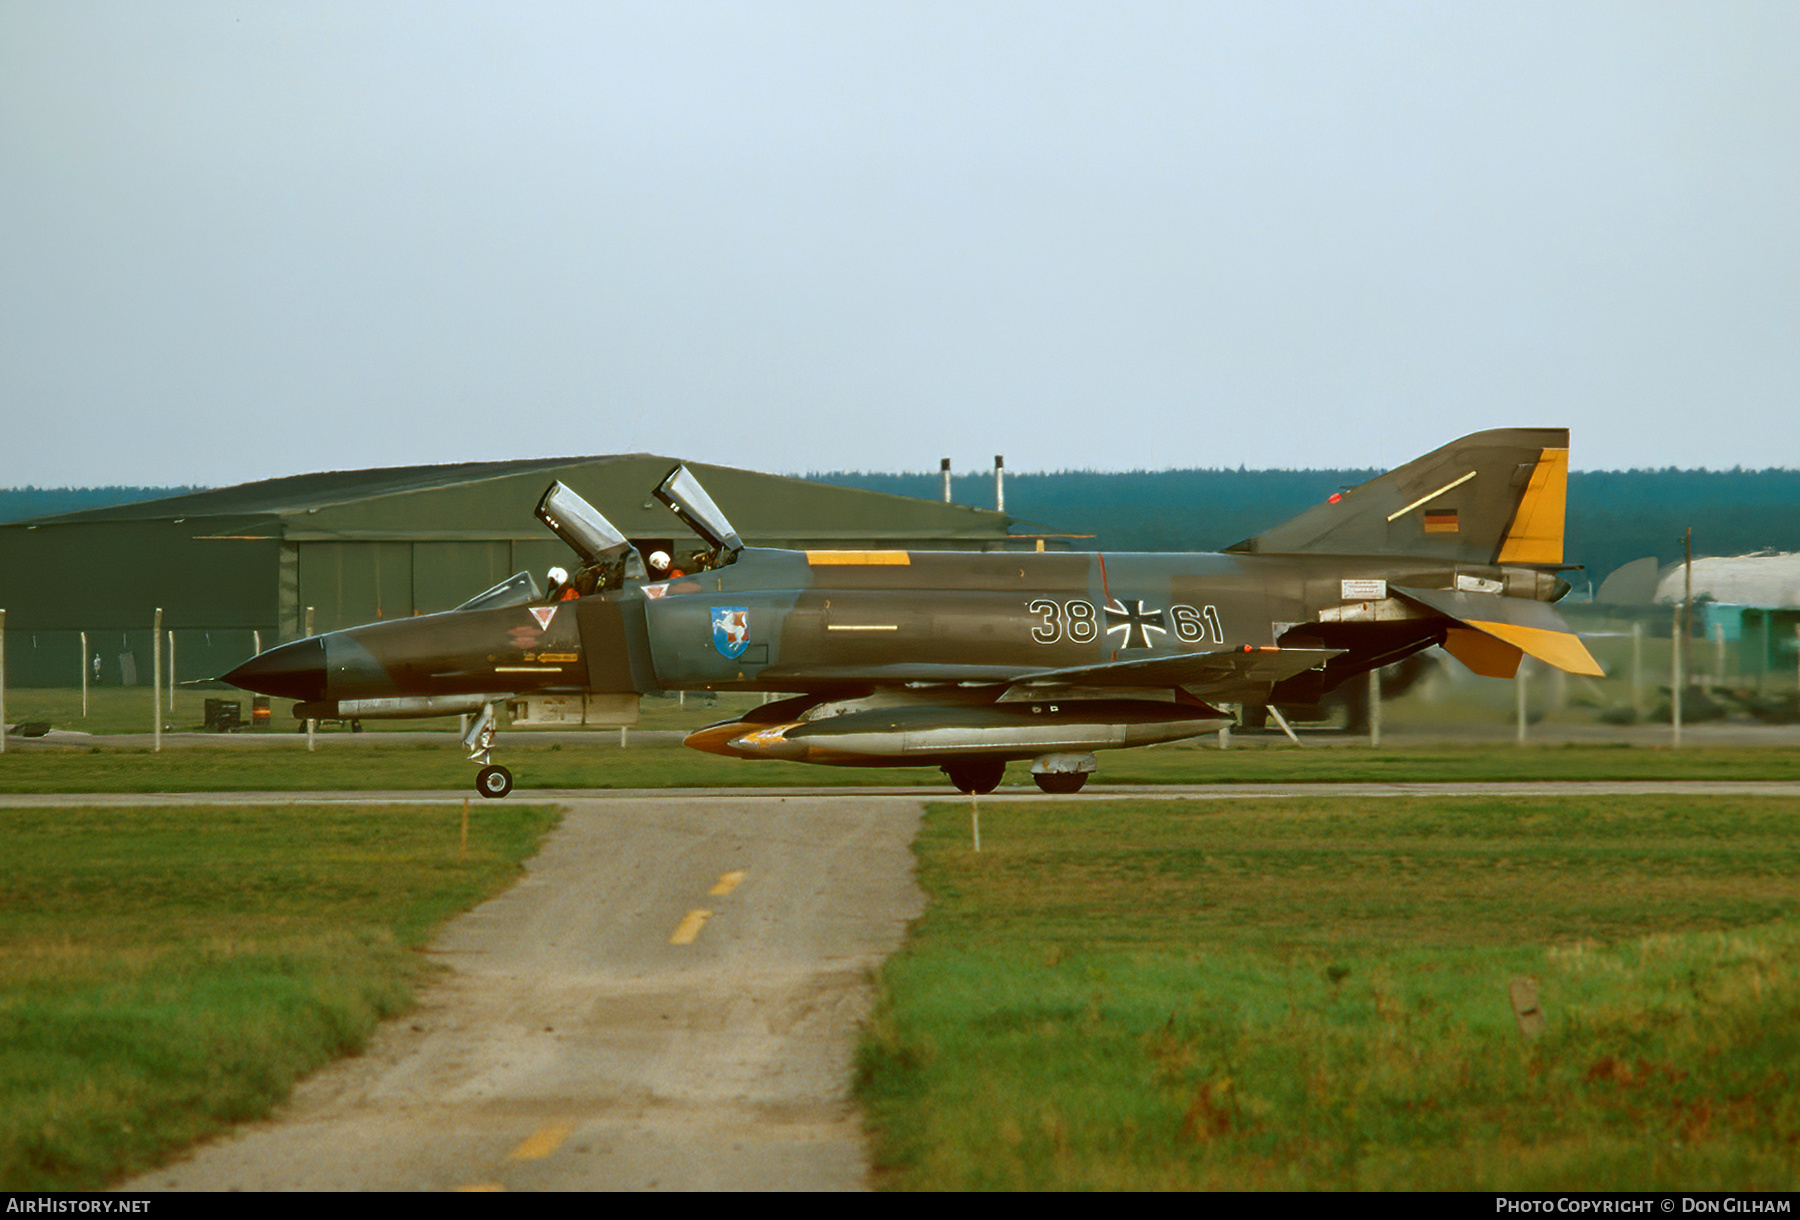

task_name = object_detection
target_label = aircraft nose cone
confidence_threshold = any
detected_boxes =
[222,637,326,701]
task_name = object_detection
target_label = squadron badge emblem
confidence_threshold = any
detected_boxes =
[711,606,750,659]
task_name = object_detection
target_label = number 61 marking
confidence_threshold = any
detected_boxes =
[1170,604,1224,644]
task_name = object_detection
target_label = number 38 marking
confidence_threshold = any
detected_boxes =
[1028,599,1097,644]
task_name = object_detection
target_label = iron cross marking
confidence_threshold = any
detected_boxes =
[1104,598,1167,649]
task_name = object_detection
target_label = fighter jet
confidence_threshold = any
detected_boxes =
[223,428,1602,797]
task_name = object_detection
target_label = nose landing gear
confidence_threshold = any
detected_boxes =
[463,701,514,798]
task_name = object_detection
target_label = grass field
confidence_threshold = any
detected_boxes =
[0,801,558,1190]
[857,794,1800,1190]
[7,686,1800,1191]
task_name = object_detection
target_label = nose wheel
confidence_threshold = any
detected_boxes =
[475,764,514,799]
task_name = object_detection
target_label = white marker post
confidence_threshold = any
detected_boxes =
[305,606,316,752]
[1368,667,1381,749]
[1515,662,1528,745]
[1630,620,1644,722]
[1671,602,1683,749]
[152,608,163,753]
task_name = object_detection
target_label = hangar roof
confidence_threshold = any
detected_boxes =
[21,458,579,523]
[18,454,1020,544]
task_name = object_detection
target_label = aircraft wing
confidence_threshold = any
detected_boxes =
[999,647,1341,703]
[1391,585,1604,677]
[755,661,1044,685]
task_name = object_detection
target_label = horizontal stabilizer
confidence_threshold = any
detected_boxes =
[1393,586,1603,676]
[1004,647,1340,702]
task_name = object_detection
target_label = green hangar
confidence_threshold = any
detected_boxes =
[0,456,1023,687]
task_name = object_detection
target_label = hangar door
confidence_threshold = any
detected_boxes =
[411,542,514,616]
[296,542,413,634]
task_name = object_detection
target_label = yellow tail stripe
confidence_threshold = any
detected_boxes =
[1496,448,1568,565]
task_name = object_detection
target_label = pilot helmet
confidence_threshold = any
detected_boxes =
[547,565,569,586]
[648,550,672,572]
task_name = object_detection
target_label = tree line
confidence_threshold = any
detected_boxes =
[8,469,1800,592]
[807,467,1800,591]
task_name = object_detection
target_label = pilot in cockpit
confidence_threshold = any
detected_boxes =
[545,565,580,601]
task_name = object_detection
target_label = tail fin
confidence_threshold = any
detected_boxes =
[1227,427,1570,565]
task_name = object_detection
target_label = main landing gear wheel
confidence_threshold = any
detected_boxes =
[475,764,513,799]
[1033,771,1088,794]
[943,759,1006,795]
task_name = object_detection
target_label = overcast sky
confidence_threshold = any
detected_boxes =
[3,1,1796,487]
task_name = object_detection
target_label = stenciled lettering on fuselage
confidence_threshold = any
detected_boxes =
[711,606,750,659]
[1027,599,1225,647]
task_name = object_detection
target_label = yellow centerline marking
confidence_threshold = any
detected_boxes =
[710,870,746,896]
[670,908,712,944]
[509,1122,574,1161]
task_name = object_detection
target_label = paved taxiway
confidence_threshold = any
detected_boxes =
[100,794,926,1192]
[1,780,1790,1190]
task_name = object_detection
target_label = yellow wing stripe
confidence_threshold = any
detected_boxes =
[1496,447,1568,565]
[1464,618,1604,676]
[806,550,912,565]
